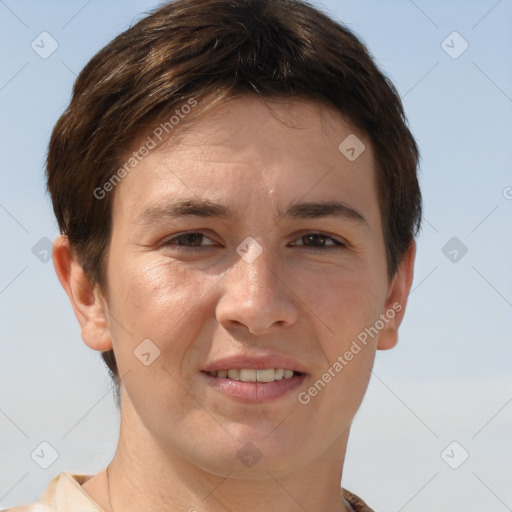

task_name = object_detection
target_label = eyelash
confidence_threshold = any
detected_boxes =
[162,231,346,251]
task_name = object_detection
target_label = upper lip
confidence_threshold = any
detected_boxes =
[202,353,308,374]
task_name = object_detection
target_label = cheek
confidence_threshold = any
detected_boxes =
[105,254,217,379]
[110,255,204,326]
[105,256,210,411]
[292,259,385,340]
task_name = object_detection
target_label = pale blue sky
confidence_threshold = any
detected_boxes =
[1,1,511,511]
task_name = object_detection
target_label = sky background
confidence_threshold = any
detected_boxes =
[1,1,511,511]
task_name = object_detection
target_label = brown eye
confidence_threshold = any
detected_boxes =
[174,233,204,246]
[292,233,344,249]
[164,232,216,249]
[302,234,328,247]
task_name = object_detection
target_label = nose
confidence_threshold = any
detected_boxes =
[215,243,299,336]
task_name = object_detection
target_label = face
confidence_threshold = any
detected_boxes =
[83,96,410,478]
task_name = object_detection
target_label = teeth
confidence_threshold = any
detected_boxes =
[211,368,298,382]
[239,369,257,382]
[257,369,275,382]
[227,368,240,381]
[274,368,284,380]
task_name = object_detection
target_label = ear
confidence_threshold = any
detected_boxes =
[52,235,113,351]
[377,240,416,351]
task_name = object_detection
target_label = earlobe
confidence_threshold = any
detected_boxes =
[377,240,416,351]
[52,235,113,352]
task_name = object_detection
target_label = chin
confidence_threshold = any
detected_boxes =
[195,453,304,480]
[187,435,307,479]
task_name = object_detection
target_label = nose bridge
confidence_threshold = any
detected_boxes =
[232,240,280,308]
[216,240,298,334]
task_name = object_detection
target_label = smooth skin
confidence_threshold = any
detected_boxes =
[53,96,415,512]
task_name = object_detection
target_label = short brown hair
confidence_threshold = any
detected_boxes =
[47,0,422,394]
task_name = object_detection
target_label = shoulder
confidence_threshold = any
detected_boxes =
[342,488,376,512]
[2,472,101,512]
[2,504,54,512]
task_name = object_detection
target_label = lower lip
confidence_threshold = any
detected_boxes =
[201,372,307,403]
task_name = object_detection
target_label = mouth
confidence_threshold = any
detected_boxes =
[204,368,303,382]
[201,354,308,403]
[201,367,307,403]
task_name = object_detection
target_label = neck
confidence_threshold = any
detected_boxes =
[101,395,354,512]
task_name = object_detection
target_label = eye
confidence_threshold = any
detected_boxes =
[162,231,345,251]
[163,232,218,249]
[290,232,345,249]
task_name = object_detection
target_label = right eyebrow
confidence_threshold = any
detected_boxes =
[135,199,233,227]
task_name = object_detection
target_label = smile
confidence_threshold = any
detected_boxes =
[202,370,306,403]
[206,368,300,382]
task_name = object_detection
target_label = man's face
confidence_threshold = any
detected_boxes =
[101,96,401,477]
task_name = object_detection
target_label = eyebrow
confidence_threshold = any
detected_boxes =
[135,198,368,227]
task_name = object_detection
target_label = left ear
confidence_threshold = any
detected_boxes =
[377,240,416,350]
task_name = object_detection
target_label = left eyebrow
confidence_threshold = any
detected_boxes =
[283,200,368,226]
[134,198,368,228]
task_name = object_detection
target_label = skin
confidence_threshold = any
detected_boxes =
[53,96,415,512]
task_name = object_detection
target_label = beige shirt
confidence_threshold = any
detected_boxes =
[3,472,375,512]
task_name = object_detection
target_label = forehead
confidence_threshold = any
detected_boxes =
[111,96,380,230]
